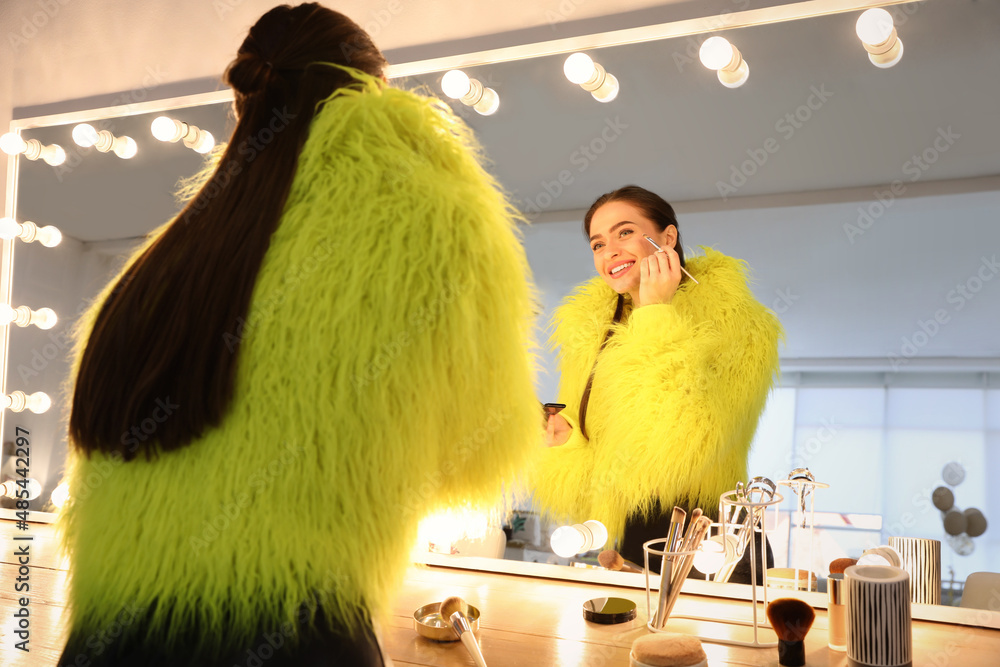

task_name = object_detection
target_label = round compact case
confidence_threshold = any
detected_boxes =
[630,633,708,667]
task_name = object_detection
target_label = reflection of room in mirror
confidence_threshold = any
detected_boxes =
[1,100,233,513]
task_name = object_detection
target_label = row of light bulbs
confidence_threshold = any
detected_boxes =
[445,8,904,115]
[0,116,215,167]
[0,213,62,416]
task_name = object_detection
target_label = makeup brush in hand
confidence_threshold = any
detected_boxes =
[765,598,816,667]
[440,596,488,667]
[598,549,643,574]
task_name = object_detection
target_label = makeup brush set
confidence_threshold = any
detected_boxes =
[643,506,713,629]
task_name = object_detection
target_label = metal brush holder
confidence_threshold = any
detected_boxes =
[711,480,783,648]
[776,469,829,591]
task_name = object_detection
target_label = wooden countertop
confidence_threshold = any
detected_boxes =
[3,519,999,666]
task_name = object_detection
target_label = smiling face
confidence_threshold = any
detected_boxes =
[588,200,677,299]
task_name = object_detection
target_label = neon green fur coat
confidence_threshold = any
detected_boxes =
[531,249,782,541]
[59,77,541,650]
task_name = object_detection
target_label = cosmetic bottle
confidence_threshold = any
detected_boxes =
[828,573,846,651]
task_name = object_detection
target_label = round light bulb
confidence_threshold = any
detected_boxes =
[700,36,736,71]
[1,132,28,155]
[151,116,182,142]
[0,304,15,326]
[870,39,904,69]
[583,520,608,551]
[24,478,43,501]
[43,144,67,166]
[441,70,472,99]
[856,8,895,45]
[39,225,62,248]
[693,538,727,575]
[27,392,52,414]
[50,481,70,509]
[193,130,215,154]
[564,53,596,85]
[550,525,586,558]
[114,136,138,159]
[72,123,99,148]
[0,217,21,240]
[719,60,750,89]
[34,307,58,330]
[474,88,500,116]
[592,73,620,103]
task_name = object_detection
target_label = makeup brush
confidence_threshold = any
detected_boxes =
[829,557,858,575]
[598,549,643,574]
[653,506,687,628]
[662,514,712,625]
[765,598,816,667]
[643,235,700,284]
[672,508,703,581]
[440,596,488,667]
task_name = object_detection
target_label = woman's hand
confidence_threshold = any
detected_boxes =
[638,246,682,307]
[546,413,573,447]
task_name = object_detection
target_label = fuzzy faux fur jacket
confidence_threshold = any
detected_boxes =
[58,75,540,662]
[531,249,782,541]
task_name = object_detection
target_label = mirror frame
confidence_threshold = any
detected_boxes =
[3,0,996,630]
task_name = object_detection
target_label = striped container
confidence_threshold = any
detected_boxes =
[888,536,942,605]
[844,565,912,667]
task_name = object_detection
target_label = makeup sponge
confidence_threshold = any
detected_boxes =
[630,633,708,667]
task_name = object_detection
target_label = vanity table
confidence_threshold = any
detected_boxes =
[3,520,999,667]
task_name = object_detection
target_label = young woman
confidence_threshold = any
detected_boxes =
[534,186,782,571]
[58,4,539,665]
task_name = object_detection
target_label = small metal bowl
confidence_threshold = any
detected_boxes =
[413,602,481,641]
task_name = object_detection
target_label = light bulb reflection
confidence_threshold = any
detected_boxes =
[564,53,597,84]
[693,538,727,574]
[0,132,28,155]
[441,70,472,99]
[699,36,735,70]
[50,481,70,509]
[72,123,100,148]
[856,8,895,45]
[551,525,587,558]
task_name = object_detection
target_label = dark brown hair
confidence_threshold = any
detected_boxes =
[578,186,685,439]
[70,4,386,460]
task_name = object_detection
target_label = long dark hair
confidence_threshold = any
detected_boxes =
[70,4,387,460]
[578,186,685,439]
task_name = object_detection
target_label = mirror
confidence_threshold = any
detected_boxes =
[2,0,997,619]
